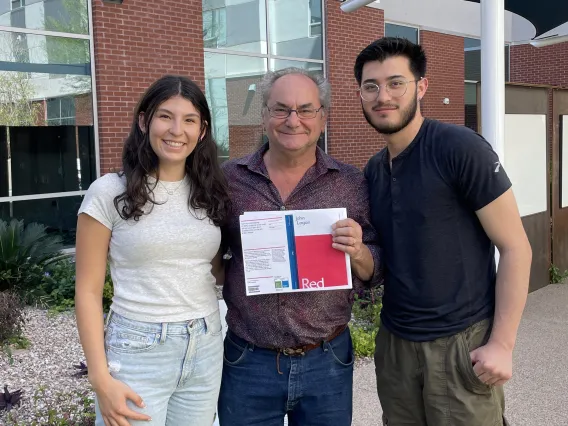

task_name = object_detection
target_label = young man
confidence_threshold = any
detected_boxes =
[354,37,532,425]
[218,67,383,426]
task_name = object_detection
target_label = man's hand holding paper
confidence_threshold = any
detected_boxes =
[332,218,375,281]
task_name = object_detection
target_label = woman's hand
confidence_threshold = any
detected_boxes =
[92,374,152,426]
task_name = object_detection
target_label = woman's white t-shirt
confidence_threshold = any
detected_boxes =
[78,173,221,323]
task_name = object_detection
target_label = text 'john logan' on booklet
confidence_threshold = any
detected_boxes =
[239,208,352,296]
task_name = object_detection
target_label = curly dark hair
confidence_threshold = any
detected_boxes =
[113,75,230,226]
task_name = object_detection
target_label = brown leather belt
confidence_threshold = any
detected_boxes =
[267,324,347,356]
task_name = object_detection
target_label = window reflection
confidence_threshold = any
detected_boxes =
[203,0,325,160]
[0,0,89,35]
[0,6,95,247]
[385,23,419,44]
[268,0,323,60]
[205,52,325,160]
[203,0,267,54]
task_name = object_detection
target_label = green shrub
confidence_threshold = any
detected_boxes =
[41,259,114,313]
[350,325,377,357]
[0,291,26,344]
[350,286,383,358]
[102,266,114,312]
[42,259,76,312]
[550,264,568,284]
[0,219,66,301]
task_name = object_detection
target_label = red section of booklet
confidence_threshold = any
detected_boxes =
[294,234,349,289]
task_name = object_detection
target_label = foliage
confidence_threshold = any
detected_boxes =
[0,291,26,345]
[350,326,377,358]
[349,286,383,358]
[102,269,114,312]
[2,387,95,426]
[0,220,66,301]
[550,264,568,284]
[0,72,43,127]
[0,29,43,127]
[42,259,114,313]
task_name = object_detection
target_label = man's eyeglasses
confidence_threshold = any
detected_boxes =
[266,105,324,119]
[359,78,422,102]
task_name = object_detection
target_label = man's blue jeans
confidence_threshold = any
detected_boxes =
[217,327,354,426]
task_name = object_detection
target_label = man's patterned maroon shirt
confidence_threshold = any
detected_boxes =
[221,144,383,348]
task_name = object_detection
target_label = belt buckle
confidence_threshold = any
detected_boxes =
[282,347,304,356]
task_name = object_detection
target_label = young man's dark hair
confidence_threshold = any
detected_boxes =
[353,37,427,85]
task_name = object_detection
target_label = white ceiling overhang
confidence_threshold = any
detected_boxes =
[365,0,568,44]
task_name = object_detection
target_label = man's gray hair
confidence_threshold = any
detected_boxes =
[259,67,331,111]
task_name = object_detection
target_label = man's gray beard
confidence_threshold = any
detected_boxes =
[362,91,419,135]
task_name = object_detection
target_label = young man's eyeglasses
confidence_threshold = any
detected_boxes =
[266,105,324,119]
[359,78,422,102]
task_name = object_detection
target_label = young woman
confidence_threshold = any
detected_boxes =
[75,75,229,426]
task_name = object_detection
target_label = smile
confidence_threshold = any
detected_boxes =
[163,140,185,147]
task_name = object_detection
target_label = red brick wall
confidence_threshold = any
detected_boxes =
[325,0,385,169]
[75,93,93,126]
[93,0,205,174]
[510,42,568,86]
[228,125,264,159]
[419,31,464,126]
[33,100,46,126]
[324,5,465,169]
[225,75,265,159]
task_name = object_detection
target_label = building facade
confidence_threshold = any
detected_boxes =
[0,0,567,247]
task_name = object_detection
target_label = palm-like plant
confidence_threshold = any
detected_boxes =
[0,219,66,299]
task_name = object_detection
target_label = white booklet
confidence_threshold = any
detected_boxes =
[239,208,353,296]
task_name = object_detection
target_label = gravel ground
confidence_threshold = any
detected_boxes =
[0,287,227,425]
[0,298,373,426]
[0,308,94,425]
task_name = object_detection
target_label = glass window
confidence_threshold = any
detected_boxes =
[46,96,76,125]
[0,21,96,246]
[205,52,267,161]
[385,23,419,44]
[270,58,323,74]
[0,0,89,35]
[309,0,322,37]
[268,0,323,60]
[0,195,84,245]
[202,0,267,54]
[464,37,510,82]
[0,30,90,77]
[464,82,478,132]
[203,1,326,159]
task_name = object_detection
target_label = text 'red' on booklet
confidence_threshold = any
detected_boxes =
[239,208,352,296]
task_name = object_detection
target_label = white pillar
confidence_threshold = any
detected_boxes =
[480,0,505,162]
[480,0,505,265]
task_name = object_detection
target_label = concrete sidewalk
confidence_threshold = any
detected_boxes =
[352,284,568,426]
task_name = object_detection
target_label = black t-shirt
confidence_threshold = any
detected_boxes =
[364,118,512,342]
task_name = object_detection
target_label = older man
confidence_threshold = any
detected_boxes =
[217,67,382,426]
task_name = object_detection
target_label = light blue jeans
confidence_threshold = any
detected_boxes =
[95,309,223,426]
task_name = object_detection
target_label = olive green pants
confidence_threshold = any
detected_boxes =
[374,318,509,426]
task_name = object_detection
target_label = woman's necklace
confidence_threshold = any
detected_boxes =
[158,178,185,195]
